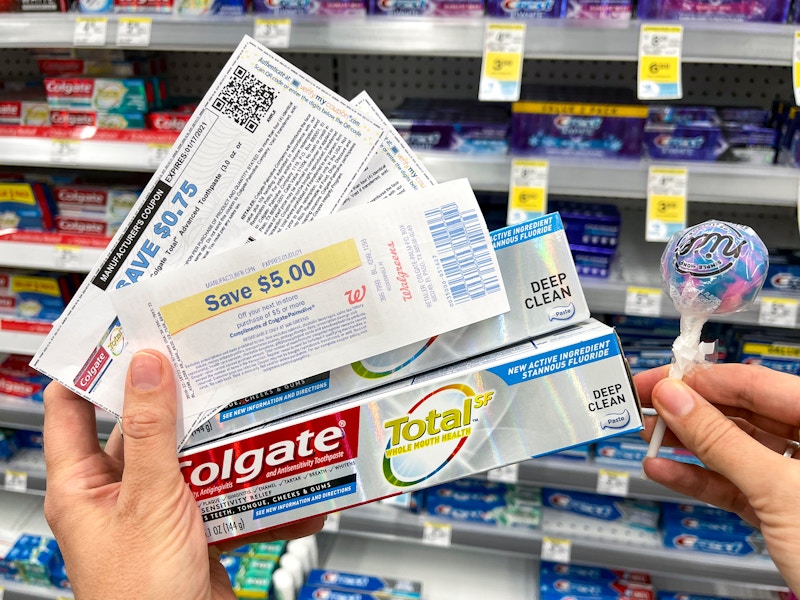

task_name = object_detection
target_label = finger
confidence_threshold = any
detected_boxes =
[119,350,182,496]
[683,363,800,434]
[212,516,325,554]
[642,458,759,527]
[651,378,784,498]
[632,365,671,407]
[43,381,103,476]
[104,424,124,464]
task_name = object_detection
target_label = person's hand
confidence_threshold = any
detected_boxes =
[635,363,800,592]
[43,350,324,600]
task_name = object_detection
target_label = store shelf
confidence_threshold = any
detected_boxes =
[0,231,108,273]
[1,449,46,497]
[0,15,797,64]
[0,397,117,438]
[0,331,48,356]
[335,502,784,587]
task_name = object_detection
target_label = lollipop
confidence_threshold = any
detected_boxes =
[645,220,769,459]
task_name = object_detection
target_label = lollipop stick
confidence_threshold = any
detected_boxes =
[645,314,707,460]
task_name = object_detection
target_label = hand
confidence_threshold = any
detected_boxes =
[635,363,800,593]
[43,350,324,600]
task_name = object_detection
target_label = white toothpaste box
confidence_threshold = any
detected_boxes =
[178,318,642,544]
[185,210,591,448]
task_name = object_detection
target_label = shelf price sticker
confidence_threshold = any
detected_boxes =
[487,463,519,483]
[541,536,571,563]
[148,143,172,170]
[507,159,548,225]
[646,166,687,242]
[423,521,452,547]
[625,286,663,317]
[794,32,800,105]
[51,139,80,164]
[54,244,83,271]
[638,25,683,100]
[597,468,630,497]
[479,23,526,102]
[116,17,152,47]
[758,296,799,328]
[74,16,108,46]
[4,469,27,493]
[254,19,291,49]
[322,511,341,532]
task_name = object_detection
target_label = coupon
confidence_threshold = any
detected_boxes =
[31,35,384,431]
[110,178,509,444]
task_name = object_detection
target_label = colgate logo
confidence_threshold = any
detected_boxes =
[0,104,20,117]
[50,111,96,127]
[151,114,190,131]
[179,408,358,494]
[46,79,94,96]
[74,346,110,391]
[654,134,705,149]
[0,297,15,309]
[56,188,106,206]
[0,378,38,398]
[56,217,106,235]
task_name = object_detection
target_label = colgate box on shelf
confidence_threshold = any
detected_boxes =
[179,318,643,543]
[53,184,139,220]
[43,77,152,114]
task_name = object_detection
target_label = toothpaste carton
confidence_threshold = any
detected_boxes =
[485,0,566,18]
[542,488,660,532]
[637,0,790,22]
[186,212,591,448]
[661,501,766,556]
[178,318,643,543]
[368,0,483,16]
[0,94,49,126]
[0,182,57,231]
[643,107,728,162]
[49,109,147,129]
[764,249,800,293]
[53,184,140,221]
[565,0,632,19]
[0,270,72,323]
[255,0,366,15]
[738,338,800,375]
[43,77,153,114]
[304,569,422,598]
[539,562,652,586]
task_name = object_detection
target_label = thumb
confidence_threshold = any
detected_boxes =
[651,378,780,497]
[119,350,182,498]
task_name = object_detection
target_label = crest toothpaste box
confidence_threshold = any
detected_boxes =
[255,0,366,15]
[178,318,643,543]
[304,569,421,598]
[539,562,652,586]
[368,0,483,16]
[542,488,660,532]
[661,501,766,556]
[186,212,591,448]
[636,0,790,22]
[485,0,565,18]
[565,0,632,19]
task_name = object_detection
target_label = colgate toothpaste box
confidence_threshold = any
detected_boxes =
[186,213,591,448]
[0,98,49,126]
[53,184,139,220]
[43,77,151,114]
[485,0,566,18]
[54,214,120,238]
[146,110,193,132]
[368,0,483,16]
[49,109,146,129]
[637,0,790,22]
[178,318,643,543]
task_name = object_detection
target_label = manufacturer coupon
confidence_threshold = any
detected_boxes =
[110,178,509,444]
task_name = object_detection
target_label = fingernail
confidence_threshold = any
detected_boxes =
[130,352,163,391]
[656,379,695,418]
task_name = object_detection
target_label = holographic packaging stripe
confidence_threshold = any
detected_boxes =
[178,318,642,544]
[184,211,590,449]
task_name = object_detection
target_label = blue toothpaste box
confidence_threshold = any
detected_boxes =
[550,200,621,248]
[542,488,660,531]
[643,107,728,162]
[304,569,422,599]
[661,501,766,556]
[367,0,483,16]
[539,561,652,586]
[764,249,800,293]
[737,338,800,375]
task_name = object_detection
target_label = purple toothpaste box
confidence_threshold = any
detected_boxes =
[254,0,365,14]
[637,0,790,22]
[367,0,483,16]
[565,0,632,19]
[485,0,565,18]
[643,106,728,162]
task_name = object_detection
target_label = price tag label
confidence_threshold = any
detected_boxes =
[794,32,800,105]
[487,463,519,483]
[759,297,799,327]
[51,139,80,164]
[4,470,27,493]
[479,23,526,102]
[625,286,663,317]
[0,586,4,600]
[54,244,83,271]
[147,143,172,169]
[254,19,291,49]
[597,468,630,497]
[422,521,452,547]
[322,512,341,532]
[74,16,108,46]
[638,25,683,100]
[507,159,548,225]
[541,536,571,563]
[646,166,687,242]
[116,17,152,47]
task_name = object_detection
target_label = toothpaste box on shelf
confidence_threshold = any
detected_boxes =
[186,212,592,448]
[540,565,655,600]
[179,318,643,543]
[660,500,767,556]
[564,0,633,19]
[36,57,164,78]
[422,479,542,528]
[43,77,154,114]
[53,184,140,220]
[175,0,245,14]
[643,107,728,162]
[636,0,791,22]
[570,244,615,278]
[539,561,652,586]
[54,214,121,238]
[0,92,50,126]
[0,354,51,403]
[541,487,660,532]
[304,569,422,598]
[594,434,704,467]
[146,109,193,132]
[737,338,800,375]
[255,0,365,15]
[368,0,483,16]
[0,182,57,231]
[389,99,511,155]
[0,270,73,323]
[485,0,566,18]
[549,200,621,248]
[764,249,800,293]
[0,0,69,11]
[510,88,647,159]
[49,109,147,129]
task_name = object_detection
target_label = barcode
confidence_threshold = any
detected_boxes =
[211,66,277,133]
[425,203,500,305]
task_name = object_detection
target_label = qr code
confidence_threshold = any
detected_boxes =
[211,66,277,133]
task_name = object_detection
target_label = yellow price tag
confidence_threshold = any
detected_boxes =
[422,521,452,547]
[116,16,152,47]
[638,25,683,100]
[794,31,800,104]
[541,536,572,563]
[479,23,525,102]
[646,166,687,242]
[485,52,522,81]
[625,286,662,317]
[74,16,108,46]
[508,159,548,224]
[648,195,685,223]
[254,18,291,48]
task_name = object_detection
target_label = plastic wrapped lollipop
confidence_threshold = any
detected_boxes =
[645,220,769,459]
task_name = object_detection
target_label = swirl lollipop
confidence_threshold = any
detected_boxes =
[645,220,769,458]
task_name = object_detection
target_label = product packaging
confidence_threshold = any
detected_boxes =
[0,182,57,231]
[422,479,542,528]
[637,0,791,22]
[737,338,800,375]
[304,569,422,598]
[0,270,73,323]
[53,184,139,221]
[764,249,800,293]
[549,200,620,248]
[49,109,147,129]
[176,0,245,14]
[643,107,728,162]
[564,0,631,19]
[368,0,483,16]
[541,487,660,532]
[0,91,50,126]
[43,77,154,114]
[0,354,51,403]
[255,0,365,15]
[594,433,703,467]
[485,0,565,18]
[186,211,590,449]
[178,318,642,543]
